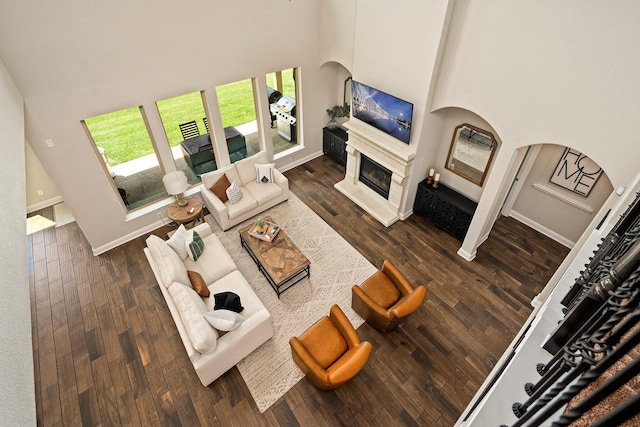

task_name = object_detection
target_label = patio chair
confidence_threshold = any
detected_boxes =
[118,187,130,208]
[179,121,200,140]
[203,117,209,133]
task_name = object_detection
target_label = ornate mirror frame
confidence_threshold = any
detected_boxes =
[445,123,497,186]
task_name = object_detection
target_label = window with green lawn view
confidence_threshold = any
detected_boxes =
[156,91,209,184]
[83,105,168,212]
[83,69,301,213]
[266,68,299,155]
[215,78,256,163]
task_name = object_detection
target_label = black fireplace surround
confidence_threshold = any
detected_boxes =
[359,155,392,199]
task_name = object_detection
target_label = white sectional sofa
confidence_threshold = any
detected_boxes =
[144,222,274,386]
[200,151,289,230]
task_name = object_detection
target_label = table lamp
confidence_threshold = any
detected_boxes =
[163,171,189,206]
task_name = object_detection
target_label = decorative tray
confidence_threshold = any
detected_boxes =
[248,220,280,242]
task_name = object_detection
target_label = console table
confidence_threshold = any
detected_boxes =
[322,127,348,166]
[413,180,477,241]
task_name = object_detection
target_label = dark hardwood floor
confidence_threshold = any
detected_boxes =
[28,155,569,426]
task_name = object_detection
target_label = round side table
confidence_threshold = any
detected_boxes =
[166,196,204,228]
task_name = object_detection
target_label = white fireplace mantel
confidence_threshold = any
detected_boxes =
[334,119,416,227]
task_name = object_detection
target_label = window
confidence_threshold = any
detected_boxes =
[215,79,257,162]
[156,91,210,183]
[83,106,166,211]
[83,69,302,213]
[266,68,299,155]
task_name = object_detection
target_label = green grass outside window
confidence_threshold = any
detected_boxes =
[86,70,295,166]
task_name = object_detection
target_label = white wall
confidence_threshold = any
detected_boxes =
[510,144,613,246]
[432,108,502,202]
[432,0,640,185]
[25,140,62,212]
[2,1,639,423]
[0,58,37,426]
[431,0,640,258]
[1,0,333,252]
[4,1,637,254]
[350,0,453,215]
[320,0,358,73]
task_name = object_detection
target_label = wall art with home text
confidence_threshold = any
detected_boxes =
[550,147,602,197]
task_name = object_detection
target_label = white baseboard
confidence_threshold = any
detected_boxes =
[92,218,170,256]
[92,152,323,256]
[400,209,413,221]
[457,247,476,261]
[278,150,323,172]
[509,210,574,248]
[27,196,64,214]
[456,231,489,261]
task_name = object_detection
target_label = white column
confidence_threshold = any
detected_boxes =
[388,173,405,209]
[458,147,525,260]
[344,144,359,184]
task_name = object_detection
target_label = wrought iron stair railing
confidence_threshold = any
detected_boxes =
[498,190,640,427]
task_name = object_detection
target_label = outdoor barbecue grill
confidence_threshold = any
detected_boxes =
[270,95,297,142]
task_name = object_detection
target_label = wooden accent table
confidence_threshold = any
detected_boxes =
[239,215,310,298]
[166,196,204,228]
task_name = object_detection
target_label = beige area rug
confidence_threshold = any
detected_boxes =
[204,193,377,412]
[53,202,75,227]
[26,215,56,235]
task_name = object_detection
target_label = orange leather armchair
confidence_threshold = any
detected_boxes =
[352,260,427,332]
[289,304,372,390]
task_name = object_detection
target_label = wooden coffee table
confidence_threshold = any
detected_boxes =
[239,215,310,298]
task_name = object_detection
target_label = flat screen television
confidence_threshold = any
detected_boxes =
[351,80,413,144]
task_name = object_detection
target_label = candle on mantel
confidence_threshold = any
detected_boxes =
[429,168,435,177]
[434,173,440,182]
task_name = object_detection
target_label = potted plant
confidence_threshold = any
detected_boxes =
[326,104,350,130]
[256,217,267,233]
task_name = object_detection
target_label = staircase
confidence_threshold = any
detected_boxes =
[563,327,640,426]
[497,189,640,427]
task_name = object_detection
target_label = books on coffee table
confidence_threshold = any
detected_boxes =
[248,220,280,242]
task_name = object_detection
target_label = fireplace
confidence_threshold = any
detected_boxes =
[334,120,415,227]
[359,155,391,199]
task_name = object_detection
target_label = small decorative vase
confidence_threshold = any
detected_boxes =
[326,118,339,130]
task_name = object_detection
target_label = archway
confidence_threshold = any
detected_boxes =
[502,143,613,248]
[428,107,614,259]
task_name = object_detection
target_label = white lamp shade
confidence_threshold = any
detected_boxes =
[163,171,189,195]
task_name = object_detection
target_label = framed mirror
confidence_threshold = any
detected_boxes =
[445,123,497,186]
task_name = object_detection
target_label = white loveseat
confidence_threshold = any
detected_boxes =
[200,151,289,230]
[144,222,274,386]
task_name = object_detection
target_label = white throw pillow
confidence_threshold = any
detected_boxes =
[203,309,246,331]
[255,163,275,183]
[166,224,190,260]
[145,234,190,288]
[225,180,243,204]
[168,282,218,353]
